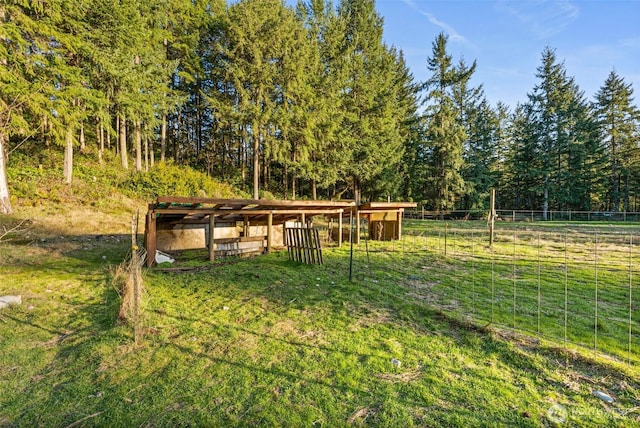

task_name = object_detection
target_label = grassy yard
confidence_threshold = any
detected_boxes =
[1,208,640,427]
[379,220,640,367]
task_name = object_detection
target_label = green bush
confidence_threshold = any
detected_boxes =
[7,147,246,206]
[119,161,247,200]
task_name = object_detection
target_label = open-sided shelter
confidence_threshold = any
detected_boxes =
[325,201,417,244]
[144,197,355,267]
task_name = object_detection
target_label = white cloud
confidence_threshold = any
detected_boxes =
[400,0,477,50]
[619,37,640,49]
[495,0,579,39]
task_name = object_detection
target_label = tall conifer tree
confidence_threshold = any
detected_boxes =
[421,33,474,211]
[338,0,404,203]
[594,70,640,211]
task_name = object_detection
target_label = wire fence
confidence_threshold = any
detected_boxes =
[345,221,640,368]
[405,209,640,222]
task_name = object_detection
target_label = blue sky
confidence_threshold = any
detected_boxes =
[376,0,640,108]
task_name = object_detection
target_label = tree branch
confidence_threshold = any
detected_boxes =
[0,219,29,242]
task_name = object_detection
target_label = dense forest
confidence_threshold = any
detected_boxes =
[1,0,639,216]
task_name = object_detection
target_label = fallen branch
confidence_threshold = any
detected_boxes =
[64,411,104,428]
[0,219,29,242]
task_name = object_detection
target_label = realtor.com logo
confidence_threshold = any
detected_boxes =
[546,403,635,424]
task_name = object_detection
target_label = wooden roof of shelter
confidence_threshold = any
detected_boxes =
[328,201,417,219]
[357,201,417,213]
[149,196,355,225]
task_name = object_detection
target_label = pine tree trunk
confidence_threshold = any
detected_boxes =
[41,115,47,146]
[63,127,74,185]
[543,175,549,221]
[144,130,149,172]
[241,126,247,187]
[96,119,104,165]
[135,120,142,172]
[79,122,85,152]
[149,132,154,168]
[283,163,288,197]
[312,179,317,200]
[0,129,13,215]
[119,114,128,169]
[161,113,166,162]
[292,174,296,201]
[253,127,259,200]
[263,159,268,194]
[98,120,104,165]
[175,112,180,163]
[624,173,630,212]
[106,116,111,150]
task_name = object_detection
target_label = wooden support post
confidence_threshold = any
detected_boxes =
[397,210,403,240]
[267,212,273,254]
[301,225,311,263]
[145,206,157,268]
[243,215,249,237]
[294,226,302,262]
[301,213,306,226]
[209,214,215,262]
[286,228,293,261]
[315,228,323,264]
[338,212,343,247]
[355,208,360,245]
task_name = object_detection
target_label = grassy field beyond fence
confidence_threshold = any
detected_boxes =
[348,220,640,368]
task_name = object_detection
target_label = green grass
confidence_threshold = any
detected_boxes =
[360,220,640,366]
[2,212,640,426]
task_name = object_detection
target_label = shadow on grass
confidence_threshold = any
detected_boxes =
[3,234,639,426]
[0,225,132,426]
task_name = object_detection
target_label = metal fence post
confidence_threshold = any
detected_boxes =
[629,235,633,366]
[564,232,568,356]
[513,232,517,330]
[472,230,476,319]
[594,233,599,358]
[537,232,541,336]
[491,246,495,323]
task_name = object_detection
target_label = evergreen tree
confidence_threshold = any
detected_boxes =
[421,33,474,211]
[366,47,421,201]
[221,0,309,199]
[0,3,44,214]
[594,70,640,211]
[501,103,538,209]
[461,98,502,210]
[525,47,598,216]
[338,0,405,203]
[297,0,348,199]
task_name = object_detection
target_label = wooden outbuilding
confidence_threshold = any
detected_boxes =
[144,197,417,267]
[144,197,354,267]
[344,201,417,243]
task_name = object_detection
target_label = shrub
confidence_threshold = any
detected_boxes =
[119,161,247,200]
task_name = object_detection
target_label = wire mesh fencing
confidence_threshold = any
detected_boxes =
[347,221,640,367]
